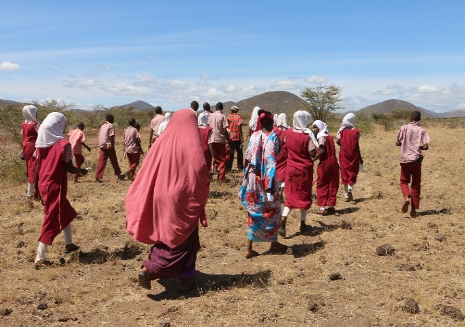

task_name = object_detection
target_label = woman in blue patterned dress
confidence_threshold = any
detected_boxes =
[239,110,288,258]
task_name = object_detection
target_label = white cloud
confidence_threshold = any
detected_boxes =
[196,79,210,86]
[271,80,300,90]
[170,79,188,87]
[62,79,104,90]
[136,73,156,82]
[418,84,439,93]
[0,61,20,71]
[201,74,211,80]
[306,75,326,84]
[106,83,150,97]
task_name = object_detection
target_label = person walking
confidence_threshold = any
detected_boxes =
[123,118,143,181]
[239,109,287,258]
[126,109,210,291]
[226,105,244,172]
[279,111,317,236]
[273,113,290,202]
[21,105,40,202]
[95,114,125,182]
[67,122,91,182]
[312,120,339,214]
[148,106,164,147]
[207,102,229,182]
[33,112,88,267]
[396,110,430,217]
[336,113,363,202]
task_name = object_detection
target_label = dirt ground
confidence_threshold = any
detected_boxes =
[0,123,464,326]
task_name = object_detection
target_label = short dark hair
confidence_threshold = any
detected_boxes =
[77,122,85,130]
[203,102,212,112]
[128,117,136,126]
[155,106,163,115]
[106,113,114,122]
[412,111,421,121]
[135,123,141,131]
[216,102,223,110]
[191,101,199,110]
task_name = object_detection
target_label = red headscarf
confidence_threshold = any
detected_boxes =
[125,109,210,247]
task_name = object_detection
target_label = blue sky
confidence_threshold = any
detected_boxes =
[1,0,464,112]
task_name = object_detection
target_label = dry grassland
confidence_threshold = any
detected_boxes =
[0,122,464,326]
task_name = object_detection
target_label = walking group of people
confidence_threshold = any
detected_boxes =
[20,103,430,292]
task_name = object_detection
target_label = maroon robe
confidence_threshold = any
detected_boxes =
[198,126,213,168]
[316,135,340,207]
[36,139,77,245]
[339,128,360,185]
[284,130,314,210]
[22,121,39,183]
[273,126,288,183]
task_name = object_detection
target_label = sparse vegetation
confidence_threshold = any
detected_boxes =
[300,85,343,121]
[0,102,464,326]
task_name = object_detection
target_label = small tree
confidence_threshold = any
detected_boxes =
[300,85,343,121]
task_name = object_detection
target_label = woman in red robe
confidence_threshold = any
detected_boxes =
[198,111,214,173]
[126,109,210,292]
[272,113,289,202]
[34,112,88,267]
[21,105,40,202]
[336,113,363,202]
[279,111,317,237]
[312,120,339,214]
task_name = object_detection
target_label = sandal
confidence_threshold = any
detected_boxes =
[245,250,260,259]
[64,243,80,254]
[138,270,151,290]
[177,278,195,292]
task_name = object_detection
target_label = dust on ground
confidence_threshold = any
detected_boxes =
[0,124,464,326]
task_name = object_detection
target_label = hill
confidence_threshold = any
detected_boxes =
[358,99,436,117]
[0,99,22,106]
[117,100,154,111]
[234,91,308,117]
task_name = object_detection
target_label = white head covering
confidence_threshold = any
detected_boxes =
[293,110,318,147]
[313,120,329,140]
[35,112,66,148]
[197,111,209,126]
[338,113,355,135]
[248,106,260,131]
[276,113,289,128]
[273,114,278,127]
[157,113,172,135]
[22,105,38,123]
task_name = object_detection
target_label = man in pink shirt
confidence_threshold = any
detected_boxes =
[124,118,143,181]
[95,114,125,182]
[396,111,431,217]
[207,102,230,182]
[67,122,91,182]
[148,106,164,148]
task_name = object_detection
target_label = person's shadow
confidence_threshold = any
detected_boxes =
[417,208,451,216]
[147,270,272,301]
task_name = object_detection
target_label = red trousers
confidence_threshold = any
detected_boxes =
[73,153,85,182]
[126,153,141,180]
[211,143,227,181]
[95,148,121,179]
[400,161,421,209]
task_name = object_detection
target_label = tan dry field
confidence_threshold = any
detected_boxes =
[0,123,464,327]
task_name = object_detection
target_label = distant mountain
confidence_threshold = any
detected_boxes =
[442,110,465,118]
[0,99,22,106]
[227,91,308,117]
[357,99,435,117]
[117,100,155,111]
